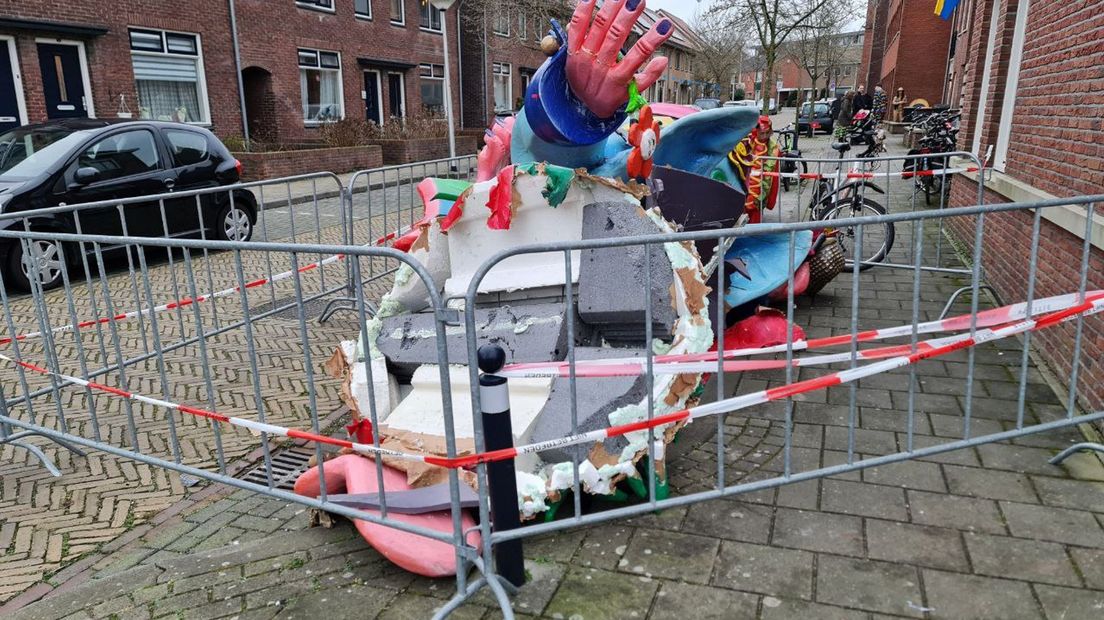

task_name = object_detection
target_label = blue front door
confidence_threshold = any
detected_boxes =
[0,42,22,131]
[37,43,87,119]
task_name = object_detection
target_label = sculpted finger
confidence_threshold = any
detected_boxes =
[597,0,646,66]
[617,18,672,81]
[568,0,597,54]
[583,0,626,56]
[633,56,669,93]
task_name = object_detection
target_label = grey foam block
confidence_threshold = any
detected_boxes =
[377,303,574,380]
[578,202,677,335]
[529,347,651,463]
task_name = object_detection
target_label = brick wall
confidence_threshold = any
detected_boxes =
[949,0,1104,415]
[234,144,382,181]
[375,134,479,165]
[859,0,952,105]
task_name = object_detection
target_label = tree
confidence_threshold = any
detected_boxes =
[711,0,838,115]
[786,0,858,105]
[692,19,748,102]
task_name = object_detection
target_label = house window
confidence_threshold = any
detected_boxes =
[391,0,405,24]
[419,63,444,114]
[492,62,511,112]
[493,11,510,36]
[518,13,527,40]
[129,29,210,124]
[296,0,334,12]
[420,3,442,32]
[355,0,371,18]
[298,48,344,124]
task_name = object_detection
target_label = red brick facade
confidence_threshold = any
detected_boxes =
[858,0,952,106]
[234,144,382,180]
[458,8,549,130]
[947,0,1104,414]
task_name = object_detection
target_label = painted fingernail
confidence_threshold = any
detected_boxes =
[657,19,671,35]
[485,129,495,137]
[626,0,641,10]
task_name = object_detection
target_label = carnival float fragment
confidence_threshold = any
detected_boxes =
[295,0,834,577]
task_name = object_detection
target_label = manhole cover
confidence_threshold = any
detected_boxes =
[237,447,316,490]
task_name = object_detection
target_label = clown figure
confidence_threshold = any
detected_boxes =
[728,115,781,223]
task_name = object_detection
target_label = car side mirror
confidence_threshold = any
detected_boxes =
[73,166,100,187]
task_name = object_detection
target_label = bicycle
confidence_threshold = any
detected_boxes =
[776,124,808,192]
[801,140,896,270]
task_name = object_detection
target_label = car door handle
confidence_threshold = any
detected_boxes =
[163,178,176,190]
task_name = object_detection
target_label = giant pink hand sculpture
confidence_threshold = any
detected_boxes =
[475,116,515,182]
[567,0,673,119]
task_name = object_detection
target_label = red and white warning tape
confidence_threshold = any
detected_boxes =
[0,254,346,347]
[750,165,979,181]
[500,291,1104,378]
[3,292,1101,469]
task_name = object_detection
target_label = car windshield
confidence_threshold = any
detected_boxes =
[801,103,829,116]
[0,128,91,180]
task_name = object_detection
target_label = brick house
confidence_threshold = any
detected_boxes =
[0,1,461,146]
[858,0,953,106]
[946,0,1104,415]
[637,9,701,106]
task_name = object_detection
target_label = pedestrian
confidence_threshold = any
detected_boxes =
[834,90,855,140]
[871,85,888,124]
[830,95,842,123]
[855,85,872,112]
[728,115,781,224]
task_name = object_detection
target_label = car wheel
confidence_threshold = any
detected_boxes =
[216,202,254,242]
[6,238,65,292]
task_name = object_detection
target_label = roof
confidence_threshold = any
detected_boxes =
[633,8,700,52]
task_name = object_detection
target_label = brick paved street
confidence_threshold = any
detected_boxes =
[3,138,1104,618]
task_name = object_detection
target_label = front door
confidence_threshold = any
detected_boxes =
[0,39,25,132]
[387,72,404,119]
[37,42,88,119]
[364,70,381,126]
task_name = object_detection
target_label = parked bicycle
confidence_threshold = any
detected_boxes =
[848,110,888,170]
[802,140,896,270]
[776,124,807,192]
[904,109,960,205]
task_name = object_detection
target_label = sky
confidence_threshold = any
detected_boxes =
[643,0,866,32]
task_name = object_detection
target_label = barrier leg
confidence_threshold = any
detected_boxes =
[477,345,526,589]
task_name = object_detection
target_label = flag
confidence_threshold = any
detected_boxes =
[935,0,961,20]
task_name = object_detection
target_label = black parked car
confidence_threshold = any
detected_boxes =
[0,119,257,291]
[797,101,834,137]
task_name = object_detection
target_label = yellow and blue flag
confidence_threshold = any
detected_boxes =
[935,0,961,19]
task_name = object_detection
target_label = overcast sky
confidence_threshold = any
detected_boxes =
[644,0,866,31]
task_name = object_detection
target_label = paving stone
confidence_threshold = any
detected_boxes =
[903,434,982,465]
[275,583,395,619]
[824,426,899,456]
[544,567,658,620]
[891,391,961,416]
[974,443,1069,478]
[927,413,1004,439]
[772,508,864,557]
[866,520,968,571]
[7,565,162,620]
[151,587,211,616]
[1000,502,1104,547]
[861,408,932,434]
[525,530,586,564]
[473,559,564,615]
[620,529,718,584]
[820,450,864,481]
[921,569,1041,619]
[1068,547,1104,590]
[815,555,922,617]
[963,533,1080,586]
[760,598,871,620]
[822,480,909,521]
[651,581,759,620]
[907,490,1006,534]
[776,479,819,510]
[943,465,1038,503]
[1030,475,1104,512]
[681,500,773,544]
[573,525,634,570]
[375,594,486,620]
[1034,584,1104,620]
[623,505,688,531]
[862,460,946,492]
[711,540,814,599]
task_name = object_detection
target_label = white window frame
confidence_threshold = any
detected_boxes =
[971,0,1002,158]
[420,3,443,33]
[390,0,406,25]
[298,48,345,126]
[354,0,372,20]
[419,63,445,113]
[493,11,510,37]
[518,13,527,40]
[387,71,406,119]
[492,62,512,112]
[126,28,211,125]
[0,36,29,126]
[993,0,1029,171]
[34,38,95,118]
[296,0,335,13]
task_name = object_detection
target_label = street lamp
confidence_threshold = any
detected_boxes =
[430,0,458,160]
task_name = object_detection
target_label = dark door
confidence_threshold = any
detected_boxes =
[63,128,171,238]
[387,72,404,119]
[37,43,87,119]
[0,42,23,132]
[364,70,381,125]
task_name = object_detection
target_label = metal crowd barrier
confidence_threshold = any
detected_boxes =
[0,166,1101,619]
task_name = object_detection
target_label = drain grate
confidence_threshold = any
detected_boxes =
[237,447,317,490]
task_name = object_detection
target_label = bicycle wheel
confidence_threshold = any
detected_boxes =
[783,158,808,191]
[819,198,895,270]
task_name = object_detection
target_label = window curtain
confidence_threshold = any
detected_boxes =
[137,80,201,122]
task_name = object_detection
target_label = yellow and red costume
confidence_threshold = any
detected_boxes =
[728,116,780,223]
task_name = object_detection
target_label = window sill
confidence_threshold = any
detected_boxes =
[956,160,1104,251]
[296,4,336,14]
[391,20,406,27]
[419,27,443,35]
[493,32,510,38]
[355,14,372,21]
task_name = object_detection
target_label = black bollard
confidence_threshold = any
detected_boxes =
[477,344,526,588]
